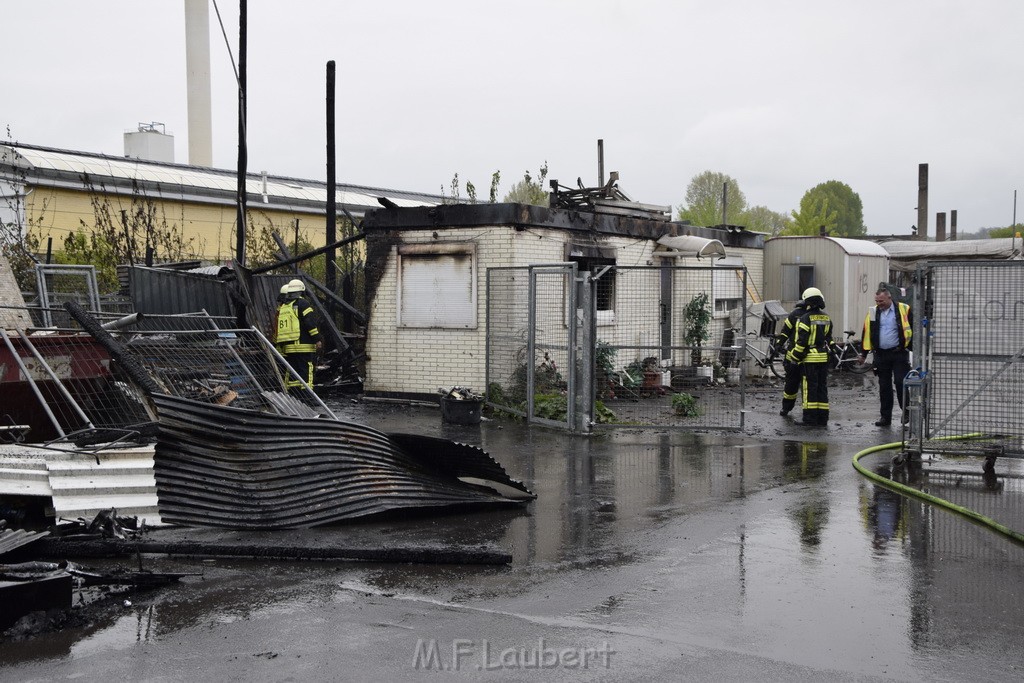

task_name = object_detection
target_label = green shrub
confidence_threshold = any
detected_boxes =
[671,392,701,417]
[532,393,616,424]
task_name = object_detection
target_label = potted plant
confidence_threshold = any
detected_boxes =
[683,292,712,367]
[641,356,662,389]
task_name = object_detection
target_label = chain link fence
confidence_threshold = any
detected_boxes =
[486,263,748,432]
[907,261,1024,460]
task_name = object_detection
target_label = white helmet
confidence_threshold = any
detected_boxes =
[801,287,823,300]
[281,278,305,294]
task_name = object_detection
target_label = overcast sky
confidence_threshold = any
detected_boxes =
[5,1,1022,234]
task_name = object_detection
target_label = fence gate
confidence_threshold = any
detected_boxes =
[487,262,747,433]
[486,264,582,431]
[907,261,1024,462]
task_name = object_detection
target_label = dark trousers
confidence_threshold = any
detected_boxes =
[873,347,911,420]
[801,362,829,425]
[781,360,802,414]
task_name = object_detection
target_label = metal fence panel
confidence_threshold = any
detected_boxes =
[912,261,1024,458]
[528,265,577,429]
[485,265,578,429]
[486,263,747,432]
[594,265,745,431]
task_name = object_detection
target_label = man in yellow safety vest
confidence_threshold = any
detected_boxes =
[859,287,913,427]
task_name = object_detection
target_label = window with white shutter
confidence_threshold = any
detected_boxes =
[397,244,477,328]
[713,256,744,318]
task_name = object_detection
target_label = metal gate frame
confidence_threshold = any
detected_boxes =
[485,263,583,431]
[905,260,1024,461]
[486,262,748,433]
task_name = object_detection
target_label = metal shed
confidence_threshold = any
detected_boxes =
[763,236,889,337]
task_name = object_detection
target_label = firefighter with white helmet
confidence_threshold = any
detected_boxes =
[785,287,833,427]
[274,278,321,390]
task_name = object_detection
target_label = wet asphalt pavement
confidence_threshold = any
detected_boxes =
[2,375,1023,681]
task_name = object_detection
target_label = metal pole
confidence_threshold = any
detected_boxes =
[251,328,337,420]
[565,265,577,431]
[577,270,595,434]
[200,311,264,394]
[526,268,537,422]
[0,329,65,437]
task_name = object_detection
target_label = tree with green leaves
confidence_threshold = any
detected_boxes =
[743,205,791,236]
[786,180,865,237]
[987,224,1023,238]
[785,193,838,236]
[677,171,747,227]
[503,163,549,206]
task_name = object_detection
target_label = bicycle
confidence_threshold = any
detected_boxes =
[829,330,873,374]
[733,330,786,379]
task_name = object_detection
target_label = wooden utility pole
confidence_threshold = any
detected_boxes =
[917,163,928,240]
[325,60,337,307]
[235,0,248,268]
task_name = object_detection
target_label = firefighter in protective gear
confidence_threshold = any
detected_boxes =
[776,299,807,416]
[274,278,321,390]
[859,286,913,426]
[786,287,832,426]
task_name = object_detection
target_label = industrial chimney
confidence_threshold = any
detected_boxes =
[184,0,213,166]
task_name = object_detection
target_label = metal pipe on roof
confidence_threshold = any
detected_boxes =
[101,312,144,331]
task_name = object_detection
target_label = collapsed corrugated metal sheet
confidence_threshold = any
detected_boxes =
[0,528,49,556]
[129,267,234,318]
[126,266,294,338]
[151,394,534,529]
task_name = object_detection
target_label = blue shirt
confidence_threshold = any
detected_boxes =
[878,305,899,349]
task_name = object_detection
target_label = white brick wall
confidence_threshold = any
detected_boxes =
[364,226,765,395]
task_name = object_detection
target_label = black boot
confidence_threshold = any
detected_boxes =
[780,398,795,416]
[798,410,821,427]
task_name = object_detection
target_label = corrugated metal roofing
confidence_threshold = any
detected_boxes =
[1,143,444,212]
[767,235,889,257]
[151,394,534,529]
[881,237,1021,260]
[0,528,49,556]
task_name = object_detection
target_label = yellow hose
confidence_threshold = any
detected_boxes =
[852,440,1024,546]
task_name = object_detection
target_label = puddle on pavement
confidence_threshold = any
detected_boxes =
[4,407,1023,669]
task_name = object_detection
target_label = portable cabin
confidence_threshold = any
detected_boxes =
[763,236,889,338]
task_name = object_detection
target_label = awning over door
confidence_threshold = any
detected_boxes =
[654,234,727,259]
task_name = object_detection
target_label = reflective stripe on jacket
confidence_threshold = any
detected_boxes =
[787,312,832,364]
[276,299,319,354]
[776,304,806,351]
[862,301,912,351]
